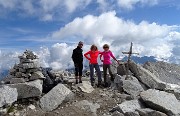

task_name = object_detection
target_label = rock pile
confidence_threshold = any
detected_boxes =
[110,60,180,116]
[0,50,180,116]
[0,50,75,115]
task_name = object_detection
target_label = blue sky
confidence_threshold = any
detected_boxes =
[0,0,180,70]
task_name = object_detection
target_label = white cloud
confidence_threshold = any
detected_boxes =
[41,14,53,21]
[50,11,180,62]
[117,0,159,10]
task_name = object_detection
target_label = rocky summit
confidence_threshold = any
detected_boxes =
[0,50,180,116]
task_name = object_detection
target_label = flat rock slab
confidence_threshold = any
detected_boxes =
[74,100,100,116]
[30,71,45,81]
[7,80,42,99]
[0,85,18,107]
[9,78,25,84]
[40,84,74,111]
[113,100,144,114]
[78,81,94,93]
[140,89,180,116]
[123,76,144,98]
[129,61,166,90]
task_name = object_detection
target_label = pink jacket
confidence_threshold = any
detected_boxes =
[100,50,116,64]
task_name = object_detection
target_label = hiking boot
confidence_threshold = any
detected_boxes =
[79,80,82,83]
[104,82,109,88]
[91,82,95,87]
[97,81,102,88]
[75,80,78,84]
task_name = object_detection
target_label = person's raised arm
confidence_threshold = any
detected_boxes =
[84,51,91,60]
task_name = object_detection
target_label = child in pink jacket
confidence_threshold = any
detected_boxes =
[100,44,119,87]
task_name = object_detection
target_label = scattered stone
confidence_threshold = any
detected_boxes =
[8,79,43,99]
[78,81,94,93]
[40,84,74,111]
[123,76,144,98]
[140,89,180,116]
[111,111,124,116]
[0,85,18,107]
[28,104,36,110]
[75,100,100,116]
[136,108,167,116]
[111,100,144,114]
[129,61,166,90]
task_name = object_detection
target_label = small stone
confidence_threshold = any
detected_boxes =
[28,104,36,110]
[78,81,94,93]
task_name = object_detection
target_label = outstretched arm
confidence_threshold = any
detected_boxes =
[84,51,91,60]
[110,51,120,63]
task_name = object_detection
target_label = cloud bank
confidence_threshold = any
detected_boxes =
[0,0,160,21]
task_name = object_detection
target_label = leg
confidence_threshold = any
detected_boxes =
[103,64,108,83]
[89,64,95,84]
[74,64,79,84]
[108,65,114,81]
[94,64,102,83]
[79,63,83,83]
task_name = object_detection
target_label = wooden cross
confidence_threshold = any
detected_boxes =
[122,42,139,80]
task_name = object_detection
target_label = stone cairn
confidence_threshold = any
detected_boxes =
[6,50,45,84]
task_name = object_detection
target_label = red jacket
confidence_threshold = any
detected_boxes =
[84,50,101,64]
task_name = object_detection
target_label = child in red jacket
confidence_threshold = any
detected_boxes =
[84,45,102,86]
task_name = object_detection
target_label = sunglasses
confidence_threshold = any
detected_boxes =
[103,47,109,48]
[79,44,83,46]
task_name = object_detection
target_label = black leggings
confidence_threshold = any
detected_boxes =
[103,64,114,82]
[75,63,83,76]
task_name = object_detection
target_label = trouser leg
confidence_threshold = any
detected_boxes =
[79,63,83,82]
[89,64,95,83]
[103,64,108,83]
[108,65,114,81]
[94,64,102,83]
[74,64,79,83]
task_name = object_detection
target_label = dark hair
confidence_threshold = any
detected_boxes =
[103,44,109,48]
[90,44,98,51]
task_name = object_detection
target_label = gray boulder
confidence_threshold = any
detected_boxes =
[75,100,100,116]
[129,61,166,90]
[117,63,127,76]
[140,89,180,116]
[123,76,144,98]
[124,112,140,116]
[7,80,42,99]
[0,85,18,107]
[112,100,144,114]
[29,71,45,81]
[114,75,124,92]
[143,61,180,86]
[136,108,167,116]
[40,84,74,111]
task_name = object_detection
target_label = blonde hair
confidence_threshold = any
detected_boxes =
[90,44,98,51]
